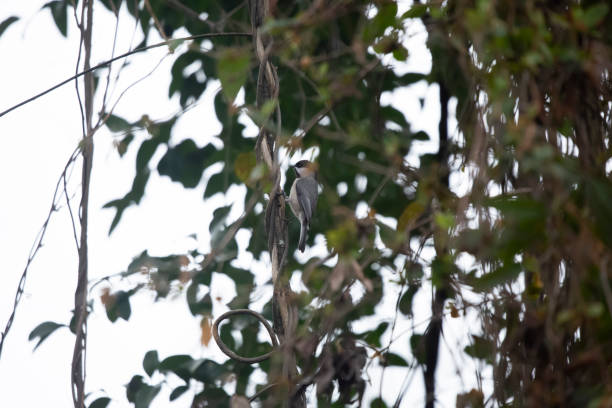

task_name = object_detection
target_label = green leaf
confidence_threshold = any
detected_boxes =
[204,171,225,199]
[360,322,389,348]
[370,397,388,408]
[117,134,134,157]
[234,151,258,185]
[143,350,159,377]
[574,3,609,29]
[0,16,19,38]
[187,284,213,316]
[464,335,494,363]
[88,397,111,408]
[159,354,193,371]
[105,114,131,133]
[398,284,419,316]
[158,354,193,382]
[210,205,232,235]
[402,4,428,19]
[191,359,226,384]
[169,385,189,401]
[43,1,68,37]
[470,263,521,292]
[158,140,216,188]
[364,2,398,41]
[586,179,612,247]
[28,321,65,350]
[410,333,425,364]
[136,384,161,408]
[217,47,251,103]
[382,352,408,367]
[104,290,135,322]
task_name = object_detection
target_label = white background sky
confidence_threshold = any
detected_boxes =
[0,1,484,407]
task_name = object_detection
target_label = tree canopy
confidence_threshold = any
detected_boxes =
[2,0,612,407]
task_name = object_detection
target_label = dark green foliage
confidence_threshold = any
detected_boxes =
[0,16,19,38]
[42,1,70,37]
[29,0,612,406]
[28,321,65,350]
[88,397,111,408]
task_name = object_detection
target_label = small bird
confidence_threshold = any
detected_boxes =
[288,160,319,252]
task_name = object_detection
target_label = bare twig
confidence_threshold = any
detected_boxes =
[144,0,169,42]
[0,32,251,119]
[0,147,80,358]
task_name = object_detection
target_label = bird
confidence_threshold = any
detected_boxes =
[288,160,319,252]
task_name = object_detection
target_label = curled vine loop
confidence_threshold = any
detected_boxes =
[212,309,279,364]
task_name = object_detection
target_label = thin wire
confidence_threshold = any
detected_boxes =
[0,32,251,119]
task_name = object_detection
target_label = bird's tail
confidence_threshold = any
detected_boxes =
[298,220,308,252]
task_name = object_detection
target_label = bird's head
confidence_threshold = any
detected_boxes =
[292,160,318,178]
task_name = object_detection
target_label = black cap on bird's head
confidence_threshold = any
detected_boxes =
[292,160,318,178]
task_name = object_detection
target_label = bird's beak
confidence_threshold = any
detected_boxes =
[292,165,299,177]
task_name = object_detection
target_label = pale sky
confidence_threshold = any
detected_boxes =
[0,2,484,407]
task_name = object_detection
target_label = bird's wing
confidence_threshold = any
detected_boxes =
[296,177,318,223]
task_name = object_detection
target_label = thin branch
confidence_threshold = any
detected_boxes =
[0,32,251,119]
[144,0,169,42]
[95,53,171,131]
[0,148,80,360]
[63,173,80,254]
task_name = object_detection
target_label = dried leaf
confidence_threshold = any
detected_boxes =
[200,315,212,346]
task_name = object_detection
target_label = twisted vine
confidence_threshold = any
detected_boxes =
[211,0,305,406]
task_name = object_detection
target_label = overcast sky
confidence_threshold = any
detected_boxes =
[0,2,483,407]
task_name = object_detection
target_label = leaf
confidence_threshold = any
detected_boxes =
[135,384,161,408]
[409,333,425,364]
[370,397,388,408]
[470,263,521,292]
[234,152,257,185]
[116,133,134,157]
[191,360,227,384]
[359,322,389,348]
[364,2,398,41]
[169,385,189,401]
[381,352,408,367]
[157,140,216,188]
[573,3,609,29]
[402,4,428,19]
[143,350,159,377]
[200,316,212,346]
[88,397,111,408]
[103,168,151,234]
[398,284,419,316]
[28,321,65,350]
[217,47,251,103]
[105,114,131,133]
[104,290,135,322]
[210,205,232,243]
[0,16,19,38]
[159,354,193,371]
[43,1,68,37]
[204,171,225,199]
[586,179,612,247]
[464,335,494,363]
[158,354,194,382]
[397,201,424,231]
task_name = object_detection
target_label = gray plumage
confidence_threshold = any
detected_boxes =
[288,160,319,252]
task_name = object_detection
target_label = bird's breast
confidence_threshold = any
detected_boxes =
[288,181,301,218]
